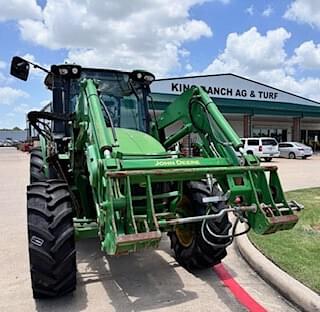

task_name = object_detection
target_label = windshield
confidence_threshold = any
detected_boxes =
[99,92,142,130]
[295,142,308,148]
[69,69,149,132]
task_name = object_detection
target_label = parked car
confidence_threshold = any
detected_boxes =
[241,137,279,161]
[278,142,313,159]
[2,140,12,147]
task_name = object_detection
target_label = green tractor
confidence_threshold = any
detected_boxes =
[10,56,302,299]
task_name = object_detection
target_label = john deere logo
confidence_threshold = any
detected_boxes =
[155,159,200,167]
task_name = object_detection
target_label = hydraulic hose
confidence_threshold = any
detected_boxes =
[200,206,251,248]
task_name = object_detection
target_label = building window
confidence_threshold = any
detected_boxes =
[252,128,287,142]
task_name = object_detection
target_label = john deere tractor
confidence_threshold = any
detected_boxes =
[10,56,302,299]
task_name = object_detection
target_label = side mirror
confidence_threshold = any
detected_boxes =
[10,56,30,81]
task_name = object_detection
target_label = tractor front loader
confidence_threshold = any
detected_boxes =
[10,56,302,299]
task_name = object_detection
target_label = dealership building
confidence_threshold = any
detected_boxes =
[151,73,320,145]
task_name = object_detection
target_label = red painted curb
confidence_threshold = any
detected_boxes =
[213,263,267,312]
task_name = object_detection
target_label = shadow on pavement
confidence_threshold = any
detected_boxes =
[85,238,199,311]
[78,238,198,311]
[36,238,197,311]
[35,237,245,312]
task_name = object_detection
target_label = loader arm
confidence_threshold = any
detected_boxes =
[156,86,242,165]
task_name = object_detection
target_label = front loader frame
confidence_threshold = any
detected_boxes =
[73,161,298,255]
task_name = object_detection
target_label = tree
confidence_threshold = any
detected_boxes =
[12,126,22,131]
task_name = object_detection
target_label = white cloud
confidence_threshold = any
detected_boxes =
[13,103,29,113]
[158,20,212,42]
[262,5,273,17]
[0,58,15,85]
[0,58,6,83]
[21,53,35,63]
[0,87,29,105]
[203,27,291,75]
[245,5,254,16]
[18,0,214,77]
[289,41,320,69]
[0,72,7,83]
[40,99,50,107]
[185,63,193,71]
[284,0,320,28]
[0,0,41,21]
[12,101,42,113]
[0,60,5,69]
[200,27,320,101]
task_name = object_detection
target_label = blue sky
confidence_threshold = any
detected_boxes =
[1,0,320,128]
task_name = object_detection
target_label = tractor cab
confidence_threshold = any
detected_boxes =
[46,66,155,136]
[69,69,155,133]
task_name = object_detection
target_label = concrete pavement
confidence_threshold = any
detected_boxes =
[262,156,320,191]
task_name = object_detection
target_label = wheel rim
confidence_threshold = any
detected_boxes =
[175,196,194,247]
[289,153,295,159]
[175,226,194,247]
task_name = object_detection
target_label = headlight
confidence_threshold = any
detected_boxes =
[144,74,155,83]
[59,68,69,75]
[72,67,79,75]
[131,70,155,85]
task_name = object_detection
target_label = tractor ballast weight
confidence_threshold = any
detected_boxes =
[10,56,301,298]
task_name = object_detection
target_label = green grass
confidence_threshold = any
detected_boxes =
[249,188,320,293]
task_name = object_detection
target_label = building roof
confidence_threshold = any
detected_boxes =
[151,73,320,107]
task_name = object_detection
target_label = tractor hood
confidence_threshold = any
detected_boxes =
[114,128,166,155]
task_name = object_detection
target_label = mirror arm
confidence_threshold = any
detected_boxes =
[28,61,50,74]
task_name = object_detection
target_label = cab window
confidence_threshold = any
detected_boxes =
[262,139,277,146]
[247,139,259,146]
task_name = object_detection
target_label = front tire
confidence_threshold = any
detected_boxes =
[27,180,76,298]
[169,182,232,271]
[289,152,296,159]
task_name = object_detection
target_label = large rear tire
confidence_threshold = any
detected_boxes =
[169,181,232,271]
[27,180,76,298]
